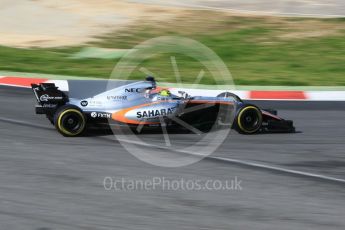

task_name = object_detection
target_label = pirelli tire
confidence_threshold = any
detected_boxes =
[54,105,86,137]
[235,105,262,134]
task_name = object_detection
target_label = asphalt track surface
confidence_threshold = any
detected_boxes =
[1,85,345,230]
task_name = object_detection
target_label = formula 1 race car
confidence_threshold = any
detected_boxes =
[31,77,295,137]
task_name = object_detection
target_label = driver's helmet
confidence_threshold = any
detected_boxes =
[159,89,171,97]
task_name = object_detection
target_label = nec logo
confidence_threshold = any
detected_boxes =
[125,88,141,93]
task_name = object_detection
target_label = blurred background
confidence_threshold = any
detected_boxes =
[0,0,344,85]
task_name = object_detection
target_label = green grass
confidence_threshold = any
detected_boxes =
[0,12,344,86]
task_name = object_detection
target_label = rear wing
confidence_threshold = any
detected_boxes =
[31,83,68,114]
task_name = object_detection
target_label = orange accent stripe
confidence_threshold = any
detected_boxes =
[112,99,233,125]
[0,77,47,87]
[112,102,162,125]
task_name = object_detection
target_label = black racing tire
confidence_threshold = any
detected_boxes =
[235,105,262,134]
[53,105,86,137]
[217,92,242,102]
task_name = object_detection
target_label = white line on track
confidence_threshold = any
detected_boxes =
[158,1,345,18]
[0,116,49,129]
[210,156,345,183]
[116,138,345,184]
[2,113,345,184]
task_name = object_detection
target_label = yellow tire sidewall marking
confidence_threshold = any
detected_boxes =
[237,106,262,133]
[57,109,85,136]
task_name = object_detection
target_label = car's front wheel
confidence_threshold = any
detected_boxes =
[217,92,242,103]
[235,105,262,134]
[54,105,86,137]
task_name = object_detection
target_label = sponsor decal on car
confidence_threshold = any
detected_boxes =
[107,95,127,100]
[90,112,111,119]
[42,104,57,108]
[125,88,142,93]
[136,107,176,118]
[89,101,103,106]
[81,100,103,107]
[80,100,88,107]
[39,94,63,102]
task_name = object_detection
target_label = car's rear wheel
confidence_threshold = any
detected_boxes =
[235,105,262,134]
[54,105,86,137]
